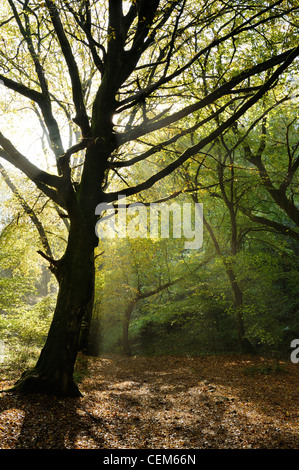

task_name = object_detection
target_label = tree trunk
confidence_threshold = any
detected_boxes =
[225,265,256,354]
[201,210,255,354]
[78,260,95,355]
[122,301,135,356]
[11,225,96,397]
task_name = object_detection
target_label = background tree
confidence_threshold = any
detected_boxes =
[0,181,58,370]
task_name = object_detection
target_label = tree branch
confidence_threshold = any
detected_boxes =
[0,132,60,188]
[238,206,299,241]
[106,43,299,202]
[0,74,43,103]
[45,0,91,138]
[118,47,298,144]
[6,0,65,161]
[63,0,104,75]
[0,161,53,258]
[0,132,66,208]
[110,98,240,170]
[116,1,294,111]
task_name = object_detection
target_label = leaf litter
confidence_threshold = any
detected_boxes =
[0,354,298,449]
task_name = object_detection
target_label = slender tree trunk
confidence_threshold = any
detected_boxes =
[37,264,53,296]
[120,279,181,356]
[122,301,135,356]
[201,211,255,354]
[224,265,255,354]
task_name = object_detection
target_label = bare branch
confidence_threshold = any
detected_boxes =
[0,73,43,103]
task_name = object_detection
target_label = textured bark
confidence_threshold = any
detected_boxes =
[225,266,255,355]
[78,262,95,355]
[12,224,96,397]
[122,301,136,356]
[200,208,255,354]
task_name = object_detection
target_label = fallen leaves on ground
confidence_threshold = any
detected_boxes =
[0,354,298,449]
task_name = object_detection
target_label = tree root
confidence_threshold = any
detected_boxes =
[0,368,83,398]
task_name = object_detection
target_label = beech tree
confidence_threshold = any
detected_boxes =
[0,0,298,396]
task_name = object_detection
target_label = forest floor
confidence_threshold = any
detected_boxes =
[0,354,298,450]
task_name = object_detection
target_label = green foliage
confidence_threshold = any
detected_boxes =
[0,295,55,368]
[0,213,57,370]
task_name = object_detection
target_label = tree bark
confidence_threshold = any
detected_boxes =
[225,265,255,354]
[78,260,95,355]
[11,223,96,397]
[201,210,255,354]
[122,301,135,356]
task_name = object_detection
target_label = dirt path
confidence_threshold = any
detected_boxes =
[0,354,298,449]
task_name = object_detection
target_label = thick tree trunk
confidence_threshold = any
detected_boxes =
[78,261,95,355]
[12,225,96,397]
[11,136,111,396]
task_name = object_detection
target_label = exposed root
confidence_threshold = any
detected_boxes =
[1,368,83,398]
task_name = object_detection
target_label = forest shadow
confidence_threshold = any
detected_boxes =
[0,391,105,449]
[0,354,298,448]
[78,354,299,448]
